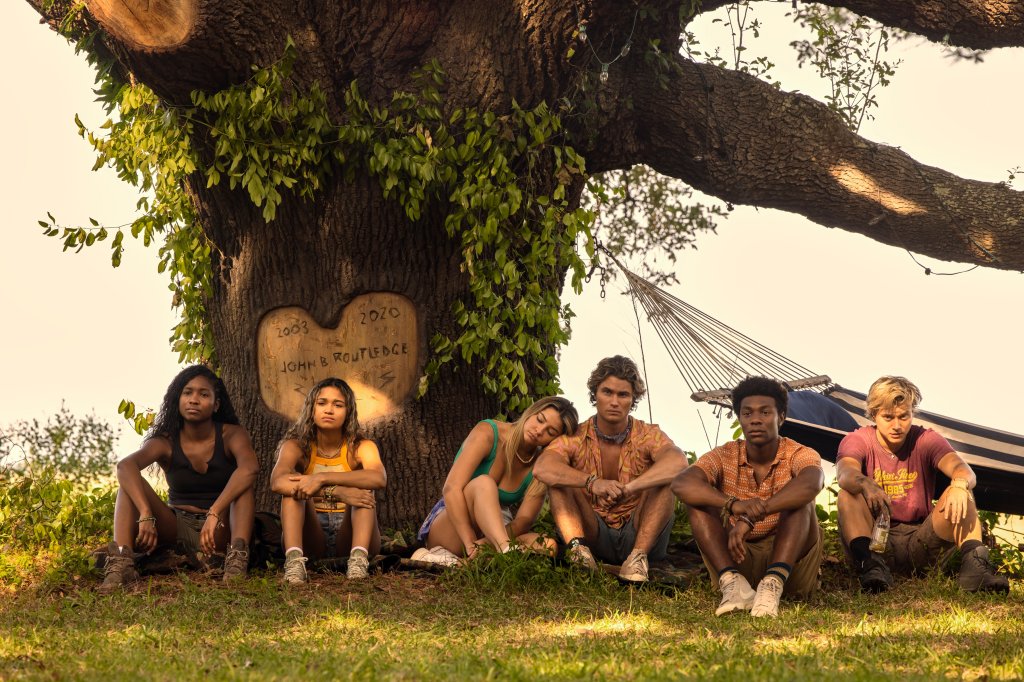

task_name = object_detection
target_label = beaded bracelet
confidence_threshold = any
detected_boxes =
[137,515,156,525]
[720,495,738,524]
[584,474,597,495]
[206,510,226,529]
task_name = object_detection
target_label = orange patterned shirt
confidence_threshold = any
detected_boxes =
[543,417,676,528]
[694,437,822,540]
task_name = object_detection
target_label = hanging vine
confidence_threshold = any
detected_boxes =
[40,38,593,423]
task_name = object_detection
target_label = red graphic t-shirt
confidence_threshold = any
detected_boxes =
[837,425,953,524]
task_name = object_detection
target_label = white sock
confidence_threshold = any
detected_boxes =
[285,546,303,557]
[351,545,368,556]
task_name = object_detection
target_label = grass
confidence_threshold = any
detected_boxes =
[2,552,1023,681]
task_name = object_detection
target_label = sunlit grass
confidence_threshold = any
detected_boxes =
[1,560,1023,681]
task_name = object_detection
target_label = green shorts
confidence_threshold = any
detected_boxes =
[173,508,209,556]
[704,523,824,599]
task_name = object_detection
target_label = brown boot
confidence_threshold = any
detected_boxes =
[98,542,139,593]
[223,539,249,583]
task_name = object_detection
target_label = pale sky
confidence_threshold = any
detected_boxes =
[2,3,1023,457]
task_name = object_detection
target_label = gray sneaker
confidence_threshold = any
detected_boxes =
[750,574,784,618]
[715,571,755,616]
[98,542,139,593]
[347,548,370,580]
[619,548,649,583]
[223,539,249,583]
[283,549,308,585]
[567,541,599,572]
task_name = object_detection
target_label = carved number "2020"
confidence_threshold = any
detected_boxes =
[360,307,401,324]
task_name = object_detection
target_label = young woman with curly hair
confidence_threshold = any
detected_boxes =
[99,365,259,591]
[270,377,387,583]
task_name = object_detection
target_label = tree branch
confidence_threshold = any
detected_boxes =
[622,55,1024,270]
[696,0,1024,50]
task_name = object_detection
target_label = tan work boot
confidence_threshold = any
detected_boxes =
[98,542,139,593]
[223,539,249,583]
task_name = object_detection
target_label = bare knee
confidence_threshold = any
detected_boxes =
[465,475,499,497]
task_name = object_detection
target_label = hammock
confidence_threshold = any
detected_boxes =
[614,256,1024,515]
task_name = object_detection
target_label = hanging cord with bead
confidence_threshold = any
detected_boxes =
[575,4,640,84]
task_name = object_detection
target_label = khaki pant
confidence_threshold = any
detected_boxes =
[704,523,823,599]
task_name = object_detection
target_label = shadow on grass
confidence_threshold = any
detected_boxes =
[2,556,1023,681]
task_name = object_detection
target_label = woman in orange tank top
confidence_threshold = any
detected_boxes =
[271,377,386,583]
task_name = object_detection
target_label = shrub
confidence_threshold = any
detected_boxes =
[0,404,118,485]
[0,468,115,590]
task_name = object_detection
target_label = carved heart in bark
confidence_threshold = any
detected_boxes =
[257,293,419,422]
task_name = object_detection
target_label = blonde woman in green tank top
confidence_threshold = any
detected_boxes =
[417,396,578,562]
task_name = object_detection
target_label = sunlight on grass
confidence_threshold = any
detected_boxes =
[541,610,666,638]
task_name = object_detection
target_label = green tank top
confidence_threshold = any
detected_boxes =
[455,419,533,506]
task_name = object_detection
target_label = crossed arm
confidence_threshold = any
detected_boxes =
[673,464,823,520]
[270,439,386,509]
[534,442,688,505]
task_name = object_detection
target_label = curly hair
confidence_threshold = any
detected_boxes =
[279,377,362,469]
[731,375,789,416]
[147,365,240,443]
[586,355,646,411]
[865,376,921,420]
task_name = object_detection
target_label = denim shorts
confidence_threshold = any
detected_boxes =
[591,513,672,565]
[317,511,346,557]
[417,498,514,543]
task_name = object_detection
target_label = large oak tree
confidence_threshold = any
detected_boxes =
[26,0,1024,526]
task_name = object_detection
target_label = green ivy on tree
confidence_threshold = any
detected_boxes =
[41,39,593,419]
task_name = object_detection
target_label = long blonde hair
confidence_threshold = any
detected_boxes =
[502,396,578,498]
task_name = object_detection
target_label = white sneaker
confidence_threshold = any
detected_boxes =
[750,574,784,618]
[619,548,649,583]
[282,550,308,585]
[411,546,461,568]
[346,548,370,580]
[715,571,756,616]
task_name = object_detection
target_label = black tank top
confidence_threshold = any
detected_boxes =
[164,422,236,508]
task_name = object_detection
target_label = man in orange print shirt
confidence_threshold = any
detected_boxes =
[673,376,825,618]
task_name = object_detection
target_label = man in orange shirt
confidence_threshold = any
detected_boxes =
[535,356,687,583]
[673,376,824,618]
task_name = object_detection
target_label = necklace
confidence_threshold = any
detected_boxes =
[515,446,540,465]
[593,416,631,445]
[317,441,343,459]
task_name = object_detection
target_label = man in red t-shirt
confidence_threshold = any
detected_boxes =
[836,376,1008,593]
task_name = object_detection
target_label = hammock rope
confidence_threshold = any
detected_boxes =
[603,250,831,403]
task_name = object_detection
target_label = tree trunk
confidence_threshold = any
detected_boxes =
[194,173,500,527]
